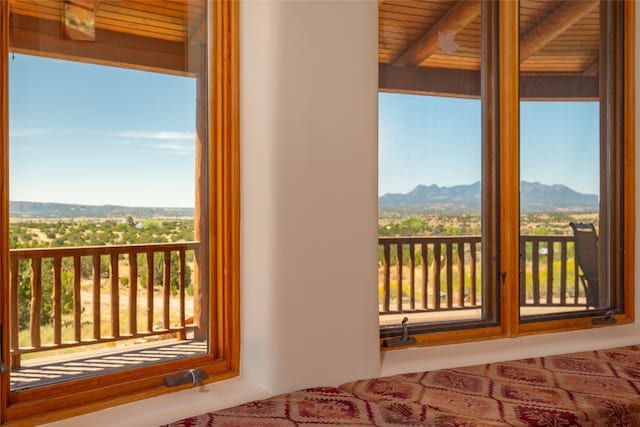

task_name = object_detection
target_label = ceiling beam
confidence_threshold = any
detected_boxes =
[10,13,192,76]
[393,0,480,67]
[379,64,598,101]
[380,63,480,98]
[520,0,599,62]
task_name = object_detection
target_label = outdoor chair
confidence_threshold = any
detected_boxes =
[569,222,599,309]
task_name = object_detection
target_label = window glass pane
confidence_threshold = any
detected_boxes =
[518,0,606,318]
[8,1,208,391]
[378,1,493,331]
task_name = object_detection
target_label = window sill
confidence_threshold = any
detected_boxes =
[39,377,271,427]
[379,322,640,377]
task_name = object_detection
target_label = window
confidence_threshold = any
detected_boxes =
[378,1,633,346]
[0,1,239,423]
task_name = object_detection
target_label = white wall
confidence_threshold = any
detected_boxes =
[239,0,380,393]
[45,1,640,425]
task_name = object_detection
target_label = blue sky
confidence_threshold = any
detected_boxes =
[9,54,197,207]
[379,92,600,197]
[10,55,600,206]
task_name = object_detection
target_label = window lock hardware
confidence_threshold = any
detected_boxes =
[164,368,209,387]
[383,317,417,348]
[592,310,617,325]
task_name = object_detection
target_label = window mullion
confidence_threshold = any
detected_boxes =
[622,1,635,321]
[1,0,9,422]
[497,0,520,337]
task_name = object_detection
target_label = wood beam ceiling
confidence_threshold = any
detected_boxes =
[384,0,601,99]
[391,0,598,69]
[10,13,192,76]
[393,0,480,67]
[520,0,599,62]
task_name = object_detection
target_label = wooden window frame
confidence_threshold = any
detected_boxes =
[380,0,634,349]
[0,1,240,424]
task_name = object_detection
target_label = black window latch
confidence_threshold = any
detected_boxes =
[383,317,417,348]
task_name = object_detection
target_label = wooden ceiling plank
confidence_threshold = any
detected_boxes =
[381,18,434,31]
[96,21,184,43]
[382,4,441,17]
[393,0,481,66]
[125,0,188,15]
[380,23,424,34]
[132,0,204,22]
[520,0,599,62]
[97,10,186,34]
[99,2,185,25]
[97,11,185,33]
[9,1,59,21]
[383,0,454,13]
[111,0,203,24]
[379,11,435,26]
[11,1,196,43]
[11,0,59,9]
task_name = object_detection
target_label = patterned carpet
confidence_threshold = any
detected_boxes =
[163,345,640,426]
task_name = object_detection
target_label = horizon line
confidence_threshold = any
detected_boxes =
[10,200,195,210]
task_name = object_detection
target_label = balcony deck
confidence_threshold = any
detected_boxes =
[11,339,208,391]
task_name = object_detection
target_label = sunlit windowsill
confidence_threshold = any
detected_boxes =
[41,376,271,427]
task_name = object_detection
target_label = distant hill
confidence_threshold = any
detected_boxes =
[379,181,598,214]
[10,201,194,219]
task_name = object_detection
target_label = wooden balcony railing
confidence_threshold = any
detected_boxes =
[519,235,579,306]
[379,236,481,314]
[9,242,199,369]
[379,235,582,315]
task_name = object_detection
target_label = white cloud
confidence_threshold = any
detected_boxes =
[10,128,48,138]
[151,142,195,155]
[113,130,196,140]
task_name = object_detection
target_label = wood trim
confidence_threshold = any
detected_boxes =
[503,0,634,339]
[209,0,240,369]
[481,0,499,325]
[381,325,504,351]
[0,0,9,422]
[596,1,609,311]
[517,313,633,336]
[498,0,519,338]
[1,0,240,423]
[622,0,635,322]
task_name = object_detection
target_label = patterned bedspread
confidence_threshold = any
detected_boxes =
[163,345,640,426]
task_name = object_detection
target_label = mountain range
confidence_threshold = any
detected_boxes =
[10,201,194,219]
[379,181,598,214]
